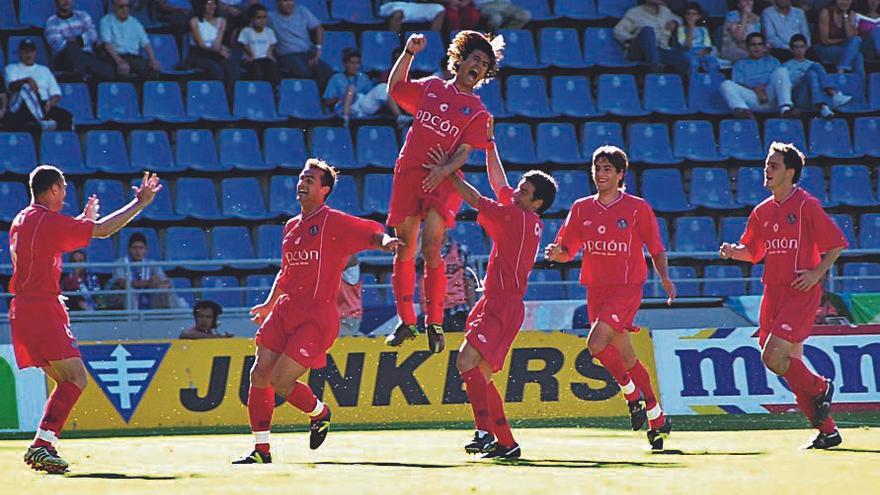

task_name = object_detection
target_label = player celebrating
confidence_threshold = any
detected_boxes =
[384,31,503,353]
[10,166,162,473]
[545,146,676,450]
[233,159,401,464]
[720,143,845,449]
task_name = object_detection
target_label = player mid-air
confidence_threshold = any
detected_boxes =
[384,30,503,353]
[720,143,846,449]
[233,159,401,464]
[545,146,676,450]
[10,166,162,473]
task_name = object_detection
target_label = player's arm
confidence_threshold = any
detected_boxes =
[92,172,162,238]
[424,144,482,208]
[650,251,676,304]
[422,143,472,193]
[718,243,753,262]
[370,231,404,253]
[388,34,424,97]
[792,246,844,291]
[250,270,285,326]
[485,117,509,197]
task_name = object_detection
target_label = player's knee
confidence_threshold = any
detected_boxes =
[586,338,607,357]
[249,364,272,388]
[761,348,786,375]
[269,376,294,397]
[421,243,442,267]
[456,351,479,373]
[70,373,88,391]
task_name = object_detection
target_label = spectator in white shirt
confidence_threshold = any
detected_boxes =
[4,38,72,130]
[238,3,279,86]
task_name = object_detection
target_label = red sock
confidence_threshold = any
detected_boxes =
[627,361,666,429]
[486,381,515,448]
[783,358,826,397]
[248,386,275,453]
[461,368,492,432]
[285,381,326,418]
[424,261,446,325]
[794,391,837,434]
[392,257,417,325]
[34,381,82,447]
[593,346,640,402]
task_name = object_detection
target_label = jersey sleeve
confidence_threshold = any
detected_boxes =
[46,213,94,253]
[337,213,384,255]
[637,200,665,257]
[458,110,492,151]
[807,199,848,253]
[476,195,504,239]
[740,209,766,263]
[556,204,584,257]
[389,77,430,115]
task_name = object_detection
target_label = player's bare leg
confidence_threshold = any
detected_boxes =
[587,322,648,432]
[387,215,422,347]
[234,345,281,464]
[421,208,447,353]
[457,344,495,454]
[271,354,332,450]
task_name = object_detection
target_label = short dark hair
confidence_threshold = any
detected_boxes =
[789,33,808,48]
[684,2,703,15]
[591,145,629,189]
[305,158,338,200]
[767,142,805,183]
[746,32,765,46]
[523,170,558,216]
[193,300,223,329]
[447,31,504,88]
[128,232,147,248]
[247,3,267,19]
[342,47,361,63]
[29,165,64,198]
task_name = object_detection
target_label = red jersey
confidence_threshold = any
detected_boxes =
[277,205,383,303]
[740,187,847,286]
[9,204,94,298]
[390,76,492,173]
[478,186,543,297]
[556,193,665,288]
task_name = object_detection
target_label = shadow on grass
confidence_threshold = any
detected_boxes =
[827,448,880,454]
[66,473,178,480]
[310,461,459,469]
[472,458,682,469]
[651,449,764,456]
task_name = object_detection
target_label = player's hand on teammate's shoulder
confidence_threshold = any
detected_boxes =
[406,33,426,54]
[133,171,163,206]
[82,194,100,220]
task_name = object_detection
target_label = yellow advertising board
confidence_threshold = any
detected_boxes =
[67,331,657,432]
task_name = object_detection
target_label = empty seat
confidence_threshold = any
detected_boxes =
[175,129,225,172]
[265,127,308,169]
[688,72,729,115]
[331,0,381,24]
[497,29,545,69]
[526,269,566,300]
[256,224,283,260]
[143,81,196,123]
[83,179,126,213]
[170,277,194,307]
[176,177,224,220]
[541,218,562,250]
[719,119,764,160]
[40,132,91,174]
[827,73,869,113]
[536,123,583,164]
[130,130,181,172]
[222,177,270,220]
[310,126,357,169]
[597,74,648,116]
[128,178,182,221]
[674,216,718,253]
[0,182,28,222]
[627,123,681,165]
[0,132,37,174]
[870,72,880,110]
[581,122,624,158]
[669,266,700,297]
[166,227,218,271]
[326,174,363,215]
[720,216,748,243]
[212,226,259,269]
[830,164,877,206]
[597,0,636,17]
[148,34,196,76]
[279,79,329,119]
[118,228,161,259]
[269,175,300,216]
[690,167,736,209]
[86,131,134,174]
[59,83,103,125]
[859,213,880,250]
[219,128,270,171]
[406,30,444,72]
[831,214,858,248]
[552,170,592,213]
[673,120,721,161]
[540,28,587,68]
[85,238,115,275]
[655,217,671,250]
[0,0,26,29]
[736,167,766,206]
[0,231,9,275]
[97,82,148,123]
[357,126,399,168]
[323,31,357,72]
[853,117,880,158]
[495,123,540,164]
[452,221,487,255]
[583,27,635,67]
[363,174,393,214]
[506,75,557,117]
[749,264,765,295]
[475,78,510,117]
[246,275,276,306]
[550,76,602,118]
[361,31,399,72]
[361,273,384,308]
[199,276,242,307]
[513,0,558,20]
[233,81,284,122]
[800,166,835,206]
[809,118,853,158]
[703,265,746,297]
[61,181,80,217]
[698,0,727,17]
[641,169,694,212]
[645,74,690,115]
[764,118,808,154]
[186,81,233,121]
[298,0,336,24]
[842,263,880,293]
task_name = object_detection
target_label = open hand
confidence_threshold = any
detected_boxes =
[133,171,163,206]
[791,269,822,291]
[82,194,100,220]
[422,164,452,193]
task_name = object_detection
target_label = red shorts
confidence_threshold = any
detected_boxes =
[9,296,80,369]
[255,295,339,369]
[587,284,643,333]
[464,293,524,373]
[387,168,463,229]
[758,283,822,347]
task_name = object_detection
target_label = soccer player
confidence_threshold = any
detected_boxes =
[233,159,401,464]
[719,143,845,449]
[384,30,503,354]
[545,146,676,450]
[10,166,162,473]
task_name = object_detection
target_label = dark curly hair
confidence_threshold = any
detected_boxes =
[446,30,504,88]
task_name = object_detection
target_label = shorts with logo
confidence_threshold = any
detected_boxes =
[587,284,643,333]
[464,293,524,372]
[387,168,463,229]
[10,296,80,369]
[255,295,339,369]
[758,283,822,347]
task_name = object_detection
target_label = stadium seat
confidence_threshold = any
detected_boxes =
[148,34,196,76]
[212,226,259,269]
[581,122,625,158]
[627,123,681,165]
[97,82,149,123]
[322,31,358,72]
[363,174,393,214]
[61,182,80,217]
[566,269,586,300]
[16,0,54,27]
[541,218,562,249]
[551,76,602,118]
[495,123,540,164]
[536,123,583,164]
[654,217,670,250]
[452,221,487,255]
[59,83,103,125]
[673,120,721,161]
[597,0,636,17]
[175,177,224,220]
[764,118,808,155]
[199,276,242,308]
[83,179,126,213]
[40,131,91,175]
[246,275,276,306]
[466,148,487,166]
[842,263,880,293]
[279,79,329,120]
[142,81,196,123]
[498,29,546,69]
[688,72,729,115]
[809,118,853,158]
[310,126,357,169]
[506,75,557,117]
[186,81,233,121]
[831,214,858,249]
[870,73,880,111]
[233,81,284,122]
[256,224,283,260]
[0,182,28,222]
[221,177,271,220]
[859,213,880,250]
[719,119,764,160]
[0,231,10,275]
[800,166,835,206]
[331,0,381,24]
[513,0,558,20]
[298,0,336,24]
[703,265,746,297]
[749,264,764,295]
[360,273,384,308]
[736,167,766,206]
[128,178,182,221]
[830,164,878,207]
[265,127,309,169]
[219,129,269,171]
[130,130,182,173]
[0,0,26,29]
[166,227,219,271]
[690,167,736,209]
[85,237,115,275]
[0,132,37,174]
[327,175,363,215]
[6,36,50,65]
[406,31,444,72]
[645,74,690,115]
[77,0,105,28]
[176,129,225,172]
[597,74,648,116]
[853,117,880,157]
[464,172,494,199]
[827,73,869,113]
[583,27,636,67]
[720,216,747,243]
[118,228,160,260]
[86,131,134,174]
[552,170,592,214]
[357,126,399,168]
[641,169,694,212]
[360,31,399,72]
[539,28,587,68]
[475,78,510,117]
[669,266,700,297]
[526,269,566,301]
[698,0,727,16]
[674,217,718,254]
[269,175,301,217]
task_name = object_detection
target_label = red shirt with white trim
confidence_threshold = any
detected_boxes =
[740,187,847,286]
[556,193,665,288]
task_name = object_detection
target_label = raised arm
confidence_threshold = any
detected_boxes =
[446,172,482,210]
[388,34,424,96]
[91,172,162,238]
[484,117,508,197]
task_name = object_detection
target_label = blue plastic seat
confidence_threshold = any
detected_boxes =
[360,274,384,308]
[719,119,764,160]
[175,129,225,172]
[565,269,586,301]
[669,266,700,297]
[405,30,443,72]
[645,74,690,115]
[536,123,582,164]
[494,123,539,164]
[360,31,399,72]
[76,0,105,28]
[186,81,233,121]
[0,231,10,275]
[84,237,115,275]
[129,130,181,173]
[673,120,721,161]
[61,182,80,217]
[199,276,242,307]
[310,126,357,169]
[497,29,545,69]
[363,174,393,214]
[736,167,766,206]
[641,169,694,212]
[583,27,635,67]
[697,0,727,17]
[331,0,381,24]
[40,132,91,175]
[870,73,880,110]
[326,175,363,215]
[689,72,729,115]
[597,74,648,116]
[597,0,636,17]
[357,126,399,168]
[464,172,494,200]
[323,31,357,72]
[452,221,487,255]
[627,123,681,165]
[552,170,591,214]
[222,177,270,220]
[859,213,880,249]
[475,78,510,117]
[256,224,283,262]
[653,217,670,251]
[749,264,765,295]
[233,81,284,122]
[0,132,37,174]
[0,0,26,29]
[118,228,160,259]
[83,179,126,213]
[799,166,835,207]
[279,79,331,120]
[809,118,853,158]
[97,82,149,123]
[526,269,566,301]
[0,182,28,222]
[86,131,134,174]
[212,226,259,269]
[246,275,276,306]
[831,214,858,248]
[853,117,880,158]
[298,0,336,24]
[541,218,562,250]
[703,265,746,296]
[764,118,808,155]
[581,122,624,158]
[142,81,196,123]
[166,227,218,271]
[171,277,195,307]
[58,83,103,125]
[690,167,736,209]
[843,263,880,293]
[720,216,748,243]
[175,177,223,220]
[506,75,557,117]
[550,76,601,118]
[539,28,587,68]
[127,178,181,221]
[148,34,196,76]
[827,73,869,113]
[269,175,300,216]
[219,129,269,171]
[830,164,877,206]
[674,217,717,253]
[265,127,308,169]
[513,0,558,20]
[6,36,50,65]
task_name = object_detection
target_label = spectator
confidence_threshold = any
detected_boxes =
[188,0,241,94]
[472,0,530,31]
[60,250,102,311]
[268,0,333,88]
[99,0,162,80]
[323,48,403,127]
[107,232,174,310]
[45,0,115,81]
[238,3,280,87]
[433,54,454,79]
[721,0,762,63]
[418,231,477,332]
[378,1,446,33]
[0,74,7,123]
[613,0,690,75]
[157,0,194,32]
[4,38,73,131]
[762,0,810,60]
[857,0,880,60]
[785,34,853,117]
[180,300,234,338]
[815,0,864,73]
[676,2,721,74]
[720,32,798,119]
[442,0,481,32]
[337,255,363,336]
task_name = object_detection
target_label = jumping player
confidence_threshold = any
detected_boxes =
[720,142,845,449]
[10,166,162,473]
[545,146,676,450]
[384,30,503,353]
[233,159,401,464]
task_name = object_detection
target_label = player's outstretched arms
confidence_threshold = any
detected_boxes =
[544,243,572,263]
[718,242,753,263]
[388,34,424,97]
[425,144,482,208]
[92,172,163,238]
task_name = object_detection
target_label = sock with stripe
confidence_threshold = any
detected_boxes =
[32,381,82,448]
[247,386,275,454]
[286,381,328,419]
[627,360,665,429]
[593,345,640,402]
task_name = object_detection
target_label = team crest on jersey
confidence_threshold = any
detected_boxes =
[440,103,449,112]
[309,225,319,236]
[773,223,779,232]
[617,219,628,229]
[461,106,472,115]
[787,213,797,224]
[80,343,169,422]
